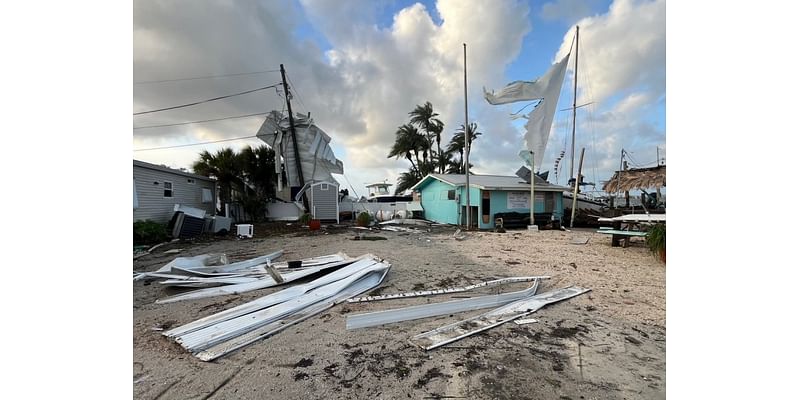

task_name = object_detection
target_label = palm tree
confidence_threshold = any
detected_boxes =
[446,123,483,174]
[192,147,243,208]
[388,124,427,176]
[395,169,421,194]
[409,102,445,173]
[238,145,277,200]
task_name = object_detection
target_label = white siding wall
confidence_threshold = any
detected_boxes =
[133,165,216,224]
[309,182,339,222]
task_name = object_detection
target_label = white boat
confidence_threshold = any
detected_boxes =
[364,181,412,203]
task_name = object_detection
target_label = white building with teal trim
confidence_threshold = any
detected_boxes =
[410,174,570,229]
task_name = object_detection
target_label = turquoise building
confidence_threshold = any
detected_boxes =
[410,174,570,229]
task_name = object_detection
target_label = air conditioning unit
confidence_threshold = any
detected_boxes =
[236,224,253,238]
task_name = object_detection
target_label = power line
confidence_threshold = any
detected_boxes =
[133,135,258,152]
[286,73,308,114]
[134,69,280,84]
[133,112,269,129]
[133,83,281,115]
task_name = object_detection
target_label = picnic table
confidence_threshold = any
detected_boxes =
[596,229,648,247]
[596,214,665,247]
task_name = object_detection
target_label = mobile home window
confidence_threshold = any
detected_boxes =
[320,183,329,191]
[163,181,173,198]
[187,178,195,184]
[447,190,455,200]
[201,188,213,203]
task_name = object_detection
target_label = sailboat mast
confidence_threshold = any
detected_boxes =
[569,26,579,183]
[463,43,471,230]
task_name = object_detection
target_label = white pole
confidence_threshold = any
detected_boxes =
[529,151,535,229]
[463,43,471,230]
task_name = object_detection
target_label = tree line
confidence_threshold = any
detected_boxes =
[191,145,278,221]
[388,101,481,194]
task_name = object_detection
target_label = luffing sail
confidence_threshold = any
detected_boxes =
[483,53,570,171]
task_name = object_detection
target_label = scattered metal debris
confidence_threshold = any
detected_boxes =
[513,318,539,325]
[164,255,391,361]
[378,219,432,226]
[409,286,591,350]
[155,253,353,304]
[347,276,550,303]
[346,280,541,330]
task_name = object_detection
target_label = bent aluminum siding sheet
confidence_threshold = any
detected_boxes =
[346,280,540,330]
[347,276,549,303]
[164,256,377,338]
[410,286,591,350]
[171,259,390,353]
[155,256,357,304]
[195,266,391,361]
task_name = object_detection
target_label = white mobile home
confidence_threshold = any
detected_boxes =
[133,160,216,224]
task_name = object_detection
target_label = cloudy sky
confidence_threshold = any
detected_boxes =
[133,0,665,197]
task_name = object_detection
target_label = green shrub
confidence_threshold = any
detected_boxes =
[134,220,169,245]
[356,211,371,227]
[299,213,312,224]
[646,223,666,260]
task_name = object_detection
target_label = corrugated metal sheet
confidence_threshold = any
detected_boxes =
[410,286,591,350]
[346,280,541,330]
[347,276,549,303]
[155,255,356,303]
[165,255,391,360]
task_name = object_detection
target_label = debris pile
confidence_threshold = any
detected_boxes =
[346,276,590,350]
[134,250,363,304]
[162,254,391,361]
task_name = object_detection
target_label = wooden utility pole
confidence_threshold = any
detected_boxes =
[570,148,585,228]
[280,64,308,210]
[463,43,471,230]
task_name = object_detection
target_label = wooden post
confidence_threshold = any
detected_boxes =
[570,148,585,228]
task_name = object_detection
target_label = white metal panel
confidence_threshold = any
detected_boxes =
[346,280,540,330]
[410,286,591,350]
[168,257,390,353]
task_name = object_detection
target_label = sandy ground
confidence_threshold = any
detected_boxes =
[133,223,665,399]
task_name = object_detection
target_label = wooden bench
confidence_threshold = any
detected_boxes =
[596,229,648,248]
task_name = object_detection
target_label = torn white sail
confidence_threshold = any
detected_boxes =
[483,53,570,105]
[484,53,570,170]
[256,111,344,188]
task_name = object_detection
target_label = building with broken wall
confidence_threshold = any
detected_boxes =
[411,174,569,229]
